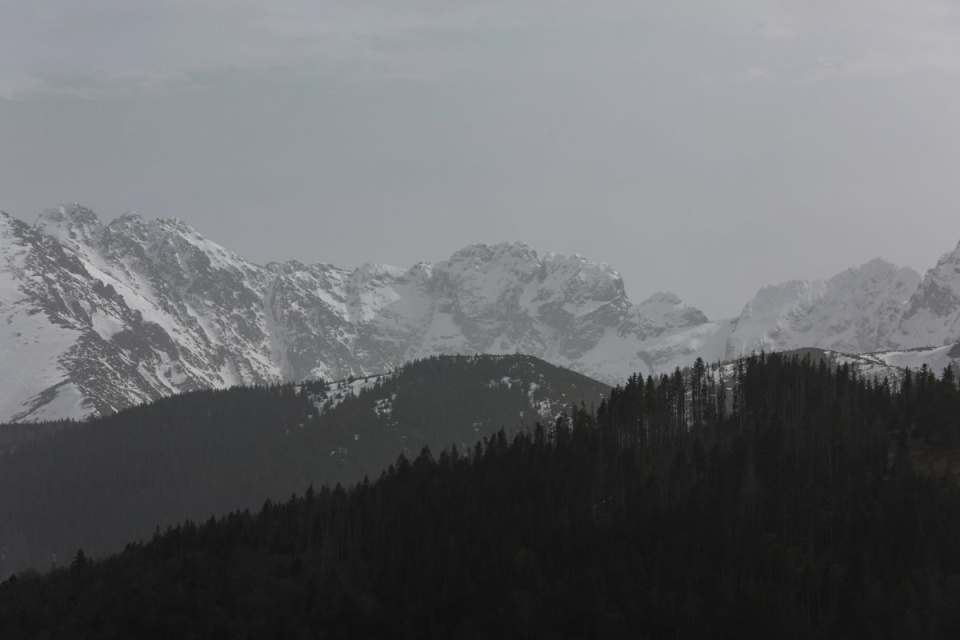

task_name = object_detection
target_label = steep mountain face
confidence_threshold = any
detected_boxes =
[0,205,704,422]
[726,259,922,356]
[724,246,960,362]
[0,210,124,422]
[401,245,714,381]
[0,354,610,577]
[892,242,960,349]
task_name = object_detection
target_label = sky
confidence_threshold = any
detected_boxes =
[2,1,960,319]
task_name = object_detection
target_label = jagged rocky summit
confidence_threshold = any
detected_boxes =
[0,205,709,422]
[2,203,960,422]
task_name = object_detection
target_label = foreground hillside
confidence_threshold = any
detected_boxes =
[2,353,959,639]
[0,355,609,578]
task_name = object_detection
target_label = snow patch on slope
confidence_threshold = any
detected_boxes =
[310,372,395,416]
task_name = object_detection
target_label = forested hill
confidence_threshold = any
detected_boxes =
[3,353,960,639]
[0,354,609,578]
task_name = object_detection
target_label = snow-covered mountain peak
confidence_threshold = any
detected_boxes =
[155,216,193,232]
[102,212,250,279]
[113,211,144,223]
[35,204,105,251]
[405,261,434,281]
[441,242,541,287]
[34,205,247,280]
[929,241,960,277]
[0,209,23,234]
[352,262,406,282]
[99,214,152,253]
[535,254,626,312]
[635,291,708,326]
[39,203,101,228]
[640,291,683,307]
[450,241,539,263]
[728,258,921,356]
[430,244,629,323]
[542,252,621,282]
[434,243,542,319]
[832,258,919,291]
[892,241,960,348]
[623,291,710,341]
[859,256,897,272]
[749,279,823,308]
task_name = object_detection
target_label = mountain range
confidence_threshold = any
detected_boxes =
[2,203,960,422]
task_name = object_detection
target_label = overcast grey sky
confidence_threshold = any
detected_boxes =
[3,1,960,319]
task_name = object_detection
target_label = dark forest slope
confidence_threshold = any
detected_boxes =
[0,355,609,578]
[2,354,960,638]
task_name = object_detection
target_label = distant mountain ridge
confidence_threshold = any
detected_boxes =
[725,258,924,355]
[0,204,703,422]
[723,247,960,361]
[1,203,960,421]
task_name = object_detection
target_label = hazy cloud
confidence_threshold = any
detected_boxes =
[4,2,960,319]
[0,1,645,98]
[5,1,960,99]
[728,0,960,81]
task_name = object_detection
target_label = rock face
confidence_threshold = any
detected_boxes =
[4,203,960,423]
[726,259,922,356]
[724,243,960,362]
[0,205,711,422]
[891,242,960,349]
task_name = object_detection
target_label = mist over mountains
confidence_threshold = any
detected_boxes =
[2,203,960,422]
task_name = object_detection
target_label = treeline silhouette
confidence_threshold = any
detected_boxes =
[2,352,959,638]
[0,355,609,577]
